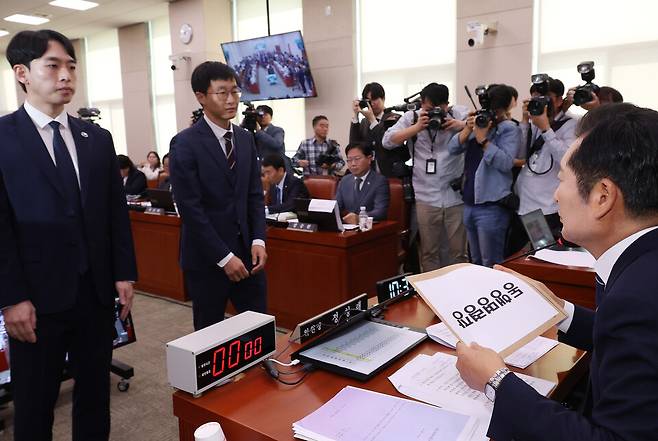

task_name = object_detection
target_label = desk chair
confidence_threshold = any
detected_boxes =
[303,175,339,200]
[386,178,411,268]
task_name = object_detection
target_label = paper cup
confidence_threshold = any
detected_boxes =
[366,216,374,230]
[194,422,226,441]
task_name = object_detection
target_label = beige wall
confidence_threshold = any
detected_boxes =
[456,0,534,120]
[168,0,232,131]
[118,23,157,161]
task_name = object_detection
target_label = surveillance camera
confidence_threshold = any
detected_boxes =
[170,64,177,71]
[466,21,497,47]
[168,54,191,72]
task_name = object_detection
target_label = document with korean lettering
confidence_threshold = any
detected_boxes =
[408,264,566,357]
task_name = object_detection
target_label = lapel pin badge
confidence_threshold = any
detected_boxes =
[81,131,88,138]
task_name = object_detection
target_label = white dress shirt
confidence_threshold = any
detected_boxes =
[203,115,266,267]
[558,226,658,333]
[23,100,80,184]
[353,170,370,192]
[275,172,287,204]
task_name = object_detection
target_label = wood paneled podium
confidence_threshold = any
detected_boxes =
[171,296,590,441]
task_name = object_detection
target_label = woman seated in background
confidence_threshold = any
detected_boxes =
[118,154,147,196]
[158,153,172,191]
[138,150,162,180]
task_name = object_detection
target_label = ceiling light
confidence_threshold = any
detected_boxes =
[0,30,9,38]
[49,0,99,11]
[4,14,51,25]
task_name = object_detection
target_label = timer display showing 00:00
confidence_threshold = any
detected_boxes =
[211,336,263,377]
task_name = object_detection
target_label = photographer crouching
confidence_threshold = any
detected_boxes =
[382,83,469,271]
[448,84,521,267]
[292,115,344,176]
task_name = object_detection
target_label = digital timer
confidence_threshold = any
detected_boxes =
[376,273,414,304]
[167,311,276,396]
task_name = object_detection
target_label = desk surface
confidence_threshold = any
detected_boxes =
[266,221,398,247]
[172,296,589,441]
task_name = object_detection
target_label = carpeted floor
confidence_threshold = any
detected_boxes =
[0,292,195,441]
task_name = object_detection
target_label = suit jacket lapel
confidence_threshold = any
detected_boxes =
[357,173,374,206]
[15,106,66,200]
[69,116,91,206]
[606,228,658,293]
[196,119,232,186]
[233,124,249,195]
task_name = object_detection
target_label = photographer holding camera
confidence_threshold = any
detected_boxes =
[252,105,286,161]
[564,61,624,112]
[349,82,410,177]
[508,75,578,252]
[382,83,469,271]
[292,115,344,176]
[448,84,521,267]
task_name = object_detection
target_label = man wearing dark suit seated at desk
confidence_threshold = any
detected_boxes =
[262,153,309,214]
[455,103,658,441]
[169,61,267,331]
[336,142,390,224]
[0,30,137,440]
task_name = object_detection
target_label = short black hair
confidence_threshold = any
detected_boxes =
[362,82,385,100]
[487,84,513,112]
[597,86,624,104]
[191,61,240,94]
[529,77,564,98]
[420,83,449,106]
[257,105,273,117]
[6,30,76,92]
[312,115,328,127]
[506,85,518,100]
[261,154,285,170]
[575,102,637,137]
[117,154,135,171]
[345,142,373,157]
[162,153,170,163]
[568,103,658,218]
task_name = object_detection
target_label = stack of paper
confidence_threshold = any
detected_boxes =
[426,322,559,369]
[388,352,555,424]
[293,386,489,441]
[530,249,595,268]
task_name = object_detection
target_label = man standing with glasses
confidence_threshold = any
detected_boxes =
[169,62,267,330]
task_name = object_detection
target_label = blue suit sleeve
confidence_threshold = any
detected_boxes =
[558,304,595,351]
[482,123,520,172]
[246,134,266,242]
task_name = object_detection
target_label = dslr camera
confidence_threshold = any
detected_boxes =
[573,61,600,106]
[426,107,448,130]
[527,73,552,116]
[315,140,341,167]
[77,107,101,125]
[241,102,265,132]
[358,99,370,109]
[474,86,495,128]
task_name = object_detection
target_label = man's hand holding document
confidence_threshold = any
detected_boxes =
[407,263,566,358]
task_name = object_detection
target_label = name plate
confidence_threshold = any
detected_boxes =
[291,293,368,344]
[145,207,165,215]
[287,222,318,233]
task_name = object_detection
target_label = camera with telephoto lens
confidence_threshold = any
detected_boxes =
[315,140,341,167]
[241,102,265,133]
[474,86,495,128]
[527,73,552,116]
[573,61,600,107]
[426,107,448,130]
[359,99,370,109]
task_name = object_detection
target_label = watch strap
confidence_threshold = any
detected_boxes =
[487,367,511,391]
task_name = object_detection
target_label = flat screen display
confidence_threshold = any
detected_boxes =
[221,30,317,101]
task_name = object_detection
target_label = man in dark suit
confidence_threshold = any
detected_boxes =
[0,30,137,440]
[261,153,308,214]
[336,142,390,223]
[254,105,285,159]
[455,103,658,441]
[349,82,409,177]
[169,61,267,331]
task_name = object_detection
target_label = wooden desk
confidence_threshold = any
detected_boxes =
[129,211,187,301]
[265,221,399,329]
[172,296,589,441]
[503,251,596,310]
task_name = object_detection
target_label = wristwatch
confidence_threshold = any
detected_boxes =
[484,367,511,402]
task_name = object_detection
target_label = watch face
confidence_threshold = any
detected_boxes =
[484,383,496,402]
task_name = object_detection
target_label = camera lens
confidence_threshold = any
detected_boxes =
[170,65,177,71]
[467,38,475,47]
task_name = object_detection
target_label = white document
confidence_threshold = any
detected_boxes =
[410,265,564,356]
[342,224,359,230]
[426,322,558,369]
[530,249,595,268]
[388,352,555,424]
[308,198,336,213]
[299,321,425,375]
[266,212,298,222]
[292,385,488,441]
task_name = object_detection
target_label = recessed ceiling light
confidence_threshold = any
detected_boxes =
[49,0,99,11]
[4,14,51,25]
[0,30,9,38]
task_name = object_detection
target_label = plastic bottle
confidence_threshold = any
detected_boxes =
[358,206,368,231]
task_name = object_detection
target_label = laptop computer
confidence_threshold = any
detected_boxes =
[146,189,177,214]
[520,209,559,250]
[294,198,344,232]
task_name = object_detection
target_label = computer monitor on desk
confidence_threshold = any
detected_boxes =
[294,198,344,232]
[146,189,177,215]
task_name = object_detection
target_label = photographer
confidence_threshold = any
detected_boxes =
[253,105,286,161]
[509,76,578,252]
[382,83,469,271]
[448,84,521,267]
[349,82,409,177]
[565,85,623,111]
[292,115,344,176]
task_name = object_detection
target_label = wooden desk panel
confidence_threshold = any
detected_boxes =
[504,252,596,310]
[172,296,589,441]
[129,211,186,301]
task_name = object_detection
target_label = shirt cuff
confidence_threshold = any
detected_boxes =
[252,239,266,248]
[217,252,234,268]
[369,121,379,129]
[557,301,575,333]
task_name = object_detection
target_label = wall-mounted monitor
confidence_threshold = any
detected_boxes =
[221,30,317,102]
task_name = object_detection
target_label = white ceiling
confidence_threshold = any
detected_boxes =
[0,0,171,53]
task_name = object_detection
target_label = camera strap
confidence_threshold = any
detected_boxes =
[526,116,570,175]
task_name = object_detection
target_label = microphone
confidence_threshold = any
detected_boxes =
[385,101,421,113]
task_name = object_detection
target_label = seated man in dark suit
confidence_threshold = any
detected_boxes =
[262,153,309,214]
[118,154,147,196]
[336,142,390,224]
[455,103,658,441]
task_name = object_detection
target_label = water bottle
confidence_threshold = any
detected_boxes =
[358,206,368,231]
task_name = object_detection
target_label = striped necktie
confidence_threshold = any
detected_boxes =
[224,131,235,169]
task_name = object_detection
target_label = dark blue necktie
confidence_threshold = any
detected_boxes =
[274,186,281,205]
[595,275,605,306]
